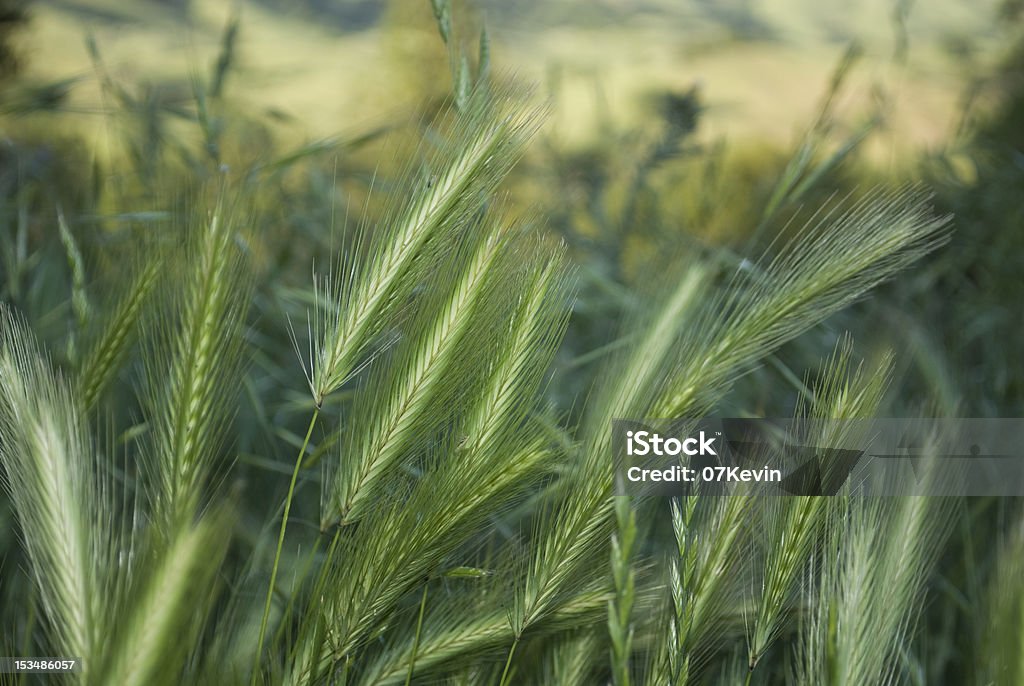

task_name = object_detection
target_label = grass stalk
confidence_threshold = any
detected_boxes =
[609,495,636,686]
[252,407,320,685]
[498,635,520,686]
[404,584,429,686]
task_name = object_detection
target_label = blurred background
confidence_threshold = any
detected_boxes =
[10,0,1005,153]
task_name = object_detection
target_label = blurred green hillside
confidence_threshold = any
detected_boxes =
[12,0,1006,157]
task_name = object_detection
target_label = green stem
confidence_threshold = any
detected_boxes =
[251,408,320,685]
[404,583,429,686]
[271,535,324,649]
[498,636,520,686]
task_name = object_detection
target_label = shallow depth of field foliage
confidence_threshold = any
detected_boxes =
[1,1,1024,684]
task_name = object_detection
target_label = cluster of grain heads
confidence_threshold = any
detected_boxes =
[496,188,949,675]
[325,227,512,527]
[0,304,231,686]
[0,304,106,681]
[76,258,160,412]
[285,233,573,682]
[142,192,250,529]
[747,337,894,672]
[658,490,751,685]
[653,186,950,419]
[251,90,548,669]
[978,516,1024,685]
[308,89,539,408]
[250,84,569,684]
[540,630,602,686]
[796,486,952,685]
[94,509,232,686]
[356,582,611,685]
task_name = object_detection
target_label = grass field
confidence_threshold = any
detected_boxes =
[3,2,1023,685]
[19,0,1004,157]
